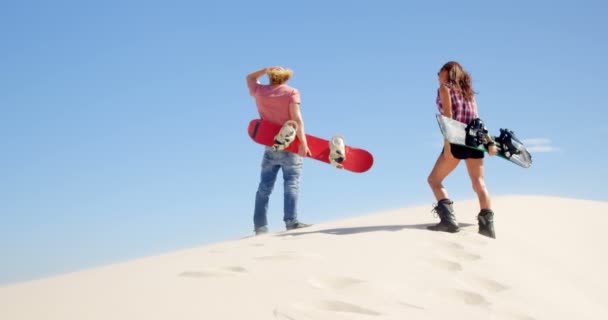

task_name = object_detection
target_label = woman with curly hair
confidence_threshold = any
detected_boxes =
[427,61,497,239]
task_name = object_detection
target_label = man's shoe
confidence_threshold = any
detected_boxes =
[286,222,312,230]
[255,226,269,235]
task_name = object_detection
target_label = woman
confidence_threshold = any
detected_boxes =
[427,61,497,239]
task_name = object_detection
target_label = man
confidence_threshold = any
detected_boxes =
[247,66,312,235]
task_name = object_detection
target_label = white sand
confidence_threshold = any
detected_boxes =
[1,195,607,319]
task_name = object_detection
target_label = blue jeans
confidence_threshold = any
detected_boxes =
[253,147,303,229]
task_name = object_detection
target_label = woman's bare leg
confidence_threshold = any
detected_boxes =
[464,158,491,209]
[428,152,460,201]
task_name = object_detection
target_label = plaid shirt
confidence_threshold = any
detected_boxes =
[436,83,478,124]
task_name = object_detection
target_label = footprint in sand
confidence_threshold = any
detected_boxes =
[428,258,464,272]
[273,309,298,320]
[307,276,365,290]
[254,251,295,261]
[317,300,382,316]
[440,288,491,307]
[178,266,248,278]
[399,301,426,310]
[499,311,536,320]
[223,266,247,273]
[436,240,466,251]
[254,251,324,262]
[273,305,316,319]
[457,231,490,246]
[179,271,223,278]
[273,301,382,319]
[273,300,382,320]
[435,240,482,261]
[452,250,482,261]
[308,275,427,313]
[463,274,509,293]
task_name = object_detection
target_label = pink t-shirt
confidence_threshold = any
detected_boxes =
[248,82,301,125]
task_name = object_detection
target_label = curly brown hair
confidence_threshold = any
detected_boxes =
[440,61,475,101]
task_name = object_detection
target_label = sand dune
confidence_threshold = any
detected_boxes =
[1,195,606,319]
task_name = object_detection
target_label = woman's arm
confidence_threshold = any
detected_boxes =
[484,134,498,156]
[439,85,452,118]
[439,85,454,158]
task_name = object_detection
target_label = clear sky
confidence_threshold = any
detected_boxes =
[1,0,606,285]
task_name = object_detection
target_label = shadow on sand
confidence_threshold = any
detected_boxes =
[277,223,475,237]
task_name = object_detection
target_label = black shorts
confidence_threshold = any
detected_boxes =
[443,144,484,160]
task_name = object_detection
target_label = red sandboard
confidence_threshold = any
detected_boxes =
[247,119,373,173]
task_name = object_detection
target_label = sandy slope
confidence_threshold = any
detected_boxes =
[1,195,606,319]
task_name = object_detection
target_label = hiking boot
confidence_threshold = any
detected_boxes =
[477,209,496,239]
[427,199,460,233]
[286,221,312,231]
[255,226,269,235]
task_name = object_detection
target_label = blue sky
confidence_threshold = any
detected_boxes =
[1,0,606,285]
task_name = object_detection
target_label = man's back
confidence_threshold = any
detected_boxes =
[248,83,300,125]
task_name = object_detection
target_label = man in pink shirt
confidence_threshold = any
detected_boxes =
[247,66,312,235]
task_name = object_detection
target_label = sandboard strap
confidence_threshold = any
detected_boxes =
[251,119,261,138]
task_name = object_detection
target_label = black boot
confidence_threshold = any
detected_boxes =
[477,209,496,239]
[427,199,460,233]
